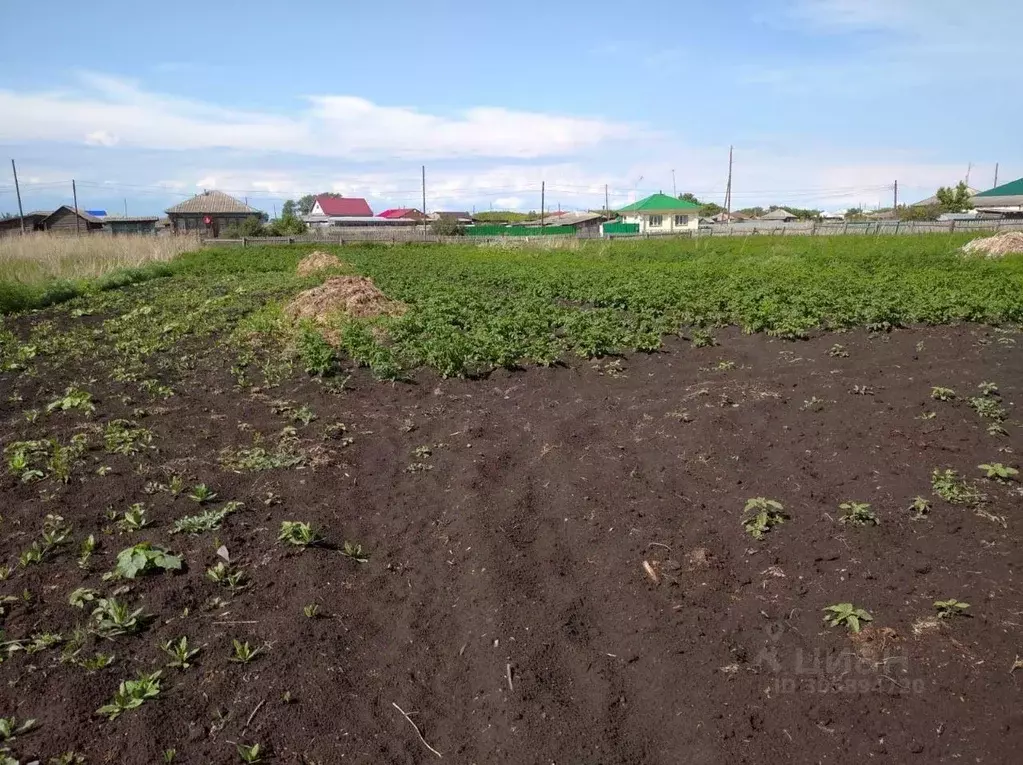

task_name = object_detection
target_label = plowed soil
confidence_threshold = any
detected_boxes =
[2,324,1022,764]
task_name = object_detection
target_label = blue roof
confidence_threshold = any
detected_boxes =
[85,209,107,217]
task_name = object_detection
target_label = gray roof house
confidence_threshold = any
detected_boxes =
[166,191,262,236]
[759,208,798,222]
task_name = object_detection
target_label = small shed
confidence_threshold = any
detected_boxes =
[166,191,262,236]
[40,206,106,234]
[101,215,160,235]
[0,210,51,236]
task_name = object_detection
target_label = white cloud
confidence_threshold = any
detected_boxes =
[0,72,638,161]
[493,196,525,210]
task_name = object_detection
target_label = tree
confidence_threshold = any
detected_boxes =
[281,200,298,218]
[223,216,266,238]
[935,181,974,213]
[678,192,724,219]
[430,218,465,236]
[899,204,941,221]
[297,193,343,215]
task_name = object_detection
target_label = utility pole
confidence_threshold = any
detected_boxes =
[965,163,972,187]
[11,160,25,235]
[672,169,677,198]
[72,179,81,236]
[605,184,610,218]
[540,181,545,232]
[421,165,427,236]
[893,180,898,211]
[124,198,128,217]
[724,145,734,220]
[994,163,999,188]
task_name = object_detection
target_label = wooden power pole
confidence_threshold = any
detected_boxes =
[605,184,609,218]
[893,180,898,211]
[724,146,734,220]
[540,181,545,232]
[72,179,81,236]
[421,165,427,236]
[994,163,999,188]
[11,160,25,235]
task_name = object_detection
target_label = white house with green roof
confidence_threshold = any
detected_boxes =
[971,178,1023,213]
[615,193,701,234]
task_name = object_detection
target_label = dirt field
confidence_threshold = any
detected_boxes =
[2,320,1021,764]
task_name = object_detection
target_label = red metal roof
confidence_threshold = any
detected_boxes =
[315,196,373,217]
[378,208,425,219]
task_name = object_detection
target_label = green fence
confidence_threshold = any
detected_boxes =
[466,225,576,237]
[601,222,640,235]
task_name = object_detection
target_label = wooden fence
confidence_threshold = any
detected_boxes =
[199,217,1023,247]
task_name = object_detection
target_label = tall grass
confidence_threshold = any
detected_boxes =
[0,233,200,314]
[0,233,199,283]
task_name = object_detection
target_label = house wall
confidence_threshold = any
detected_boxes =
[108,221,158,235]
[43,208,103,234]
[169,213,260,237]
[622,211,699,234]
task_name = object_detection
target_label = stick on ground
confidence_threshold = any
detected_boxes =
[392,701,442,759]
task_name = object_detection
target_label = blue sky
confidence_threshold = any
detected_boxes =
[1,0,1019,216]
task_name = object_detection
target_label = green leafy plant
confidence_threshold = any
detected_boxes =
[827,343,849,358]
[907,496,930,520]
[110,543,183,579]
[278,521,322,547]
[103,419,154,455]
[970,396,1007,421]
[838,501,878,526]
[0,715,37,743]
[78,534,97,569]
[69,587,100,609]
[740,497,788,539]
[823,603,873,633]
[930,386,956,401]
[978,381,999,396]
[934,599,970,619]
[26,632,64,653]
[978,462,1018,481]
[45,386,95,416]
[116,503,150,532]
[931,469,984,506]
[690,328,716,348]
[229,639,261,664]
[173,501,243,534]
[96,670,162,720]
[49,752,87,765]
[303,603,321,618]
[162,636,200,669]
[297,324,339,377]
[91,597,149,638]
[236,742,266,763]
[206,561,247,591]
[188,484,218,504]
[341,541,369,563]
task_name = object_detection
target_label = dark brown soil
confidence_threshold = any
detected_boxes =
[2,325,1023,764]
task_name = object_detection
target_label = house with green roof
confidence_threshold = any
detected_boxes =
[615,193,701,235]
[971,177,1023,214]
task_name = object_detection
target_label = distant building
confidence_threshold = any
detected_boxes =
[819,211,845,221]
[303,195,376,227]
[378,208,428,223]
[523,211,609,235]
[166,191,262,236]
[971,177,1023,215]
[39,206,106,234]
[616,193,700,234]
[0,210,51,235]
[101,215,160,235]
[431,211,475,225]
[710,211,747,224]
[758,208,798,223]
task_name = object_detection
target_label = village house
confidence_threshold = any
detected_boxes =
[165,191,262,236]
[378,208,428,224]
[303,196,378,227]
[616,193,700,234]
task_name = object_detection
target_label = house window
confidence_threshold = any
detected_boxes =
[674,215,689,226]
[648,215,663,228]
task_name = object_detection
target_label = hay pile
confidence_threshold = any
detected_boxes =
[296,250,345,276]
[962,232,1023,257]
[285,276,406,324]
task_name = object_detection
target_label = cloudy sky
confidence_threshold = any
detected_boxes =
[0,0,1019,216]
